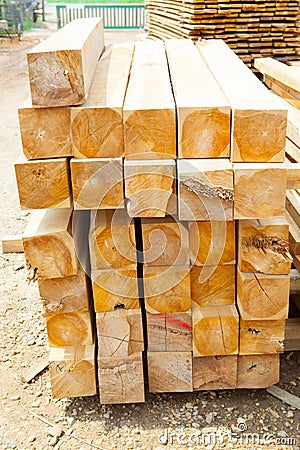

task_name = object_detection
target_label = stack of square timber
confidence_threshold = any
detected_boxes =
[15,24,297,401]
[16,18,105,399]
[145,0,300,68]
[254,58,300,276]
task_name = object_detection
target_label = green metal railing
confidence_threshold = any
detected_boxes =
[56,4,145,29]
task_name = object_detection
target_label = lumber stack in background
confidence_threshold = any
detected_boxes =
[145,0,300,69]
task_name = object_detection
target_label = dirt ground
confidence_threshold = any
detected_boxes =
[0,14,299,450]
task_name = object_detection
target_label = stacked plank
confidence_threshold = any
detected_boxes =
[254,58,300,275]
[195,40,291,388]
[16,18,105,399]
[145,0,300,68]
[89,210,145,404]
[15,28,298,401]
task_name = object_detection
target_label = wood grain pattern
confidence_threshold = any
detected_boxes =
[98,353,145,404]
[191,265,235,306]
[165,39,230,159]
[96,309,144,357]
[46,311,93,347]
[146,311,192,352]
[192,304,239,357]
[237,269,290,320]
[254,57,300,94]
[197,40,287,163]
[144,266,191,314]
[38,266,90,315]
[124,160,176,217]
[193,355,237,391]
[237,354,280,388]
[238,218,291,275]
[18,99,72,160]
[285,211,300,256]
[23,209,78,280]
[70,43,134,158]
[49,345,96,399]
[70,158,124,210]
[89,209,136,270]
[142,217,189,266]
[147,351,193,393]
[27,18,104,107]
[92,268,139,312]
[178,159,233,221]
[234,163,287,219]
[189,220,235,266]
[123,40,176,159]
[239,319,285,354]
[15,157,72,210]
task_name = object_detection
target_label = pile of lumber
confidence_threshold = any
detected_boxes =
[145,0,300,68]
[16,18,105,399]
[15,22,299,403]
[255,56,300,351]
[254,58,300,276]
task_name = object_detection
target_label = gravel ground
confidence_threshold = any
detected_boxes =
[0,14,299,450]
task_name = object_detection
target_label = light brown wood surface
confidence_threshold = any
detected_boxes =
[178,159,234,221]
[286,138,300,162]
[92,268,139,312]
[70,158,124,210]
[264,75,300,110]
[189,220,235,266]
[237,354,280,388]
[141,217,189,266]
[124,160,176,217]
[46,311,93,347]
[18,98,72,160]
[254,57,300,93]
[234,163,287,219]
[23,209,78,279]
[123,40,176,160]
[165,39,230,159]
[15,157,72,210]
[286,190,300,227]
[38,266,90,315]
[98,353,145,404]
[146,311,192,352]
[49,345,96,399]
[147,351,193,393]
[197,40,287,163]
[285,160,300,190]
[1,235,23,253]
[285,210,300,256]
[238,218,291,274]
[96,309,144,357]
[239,319,285,354]
[191,265,235,307]
[70,43,134,158]
[143,266,191,314]
[193,355,237,390]
[284,318,300,351]
[89,209,136,270]
[237,269,290,320]
[192,304,239,357]
[27,18,104,107]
